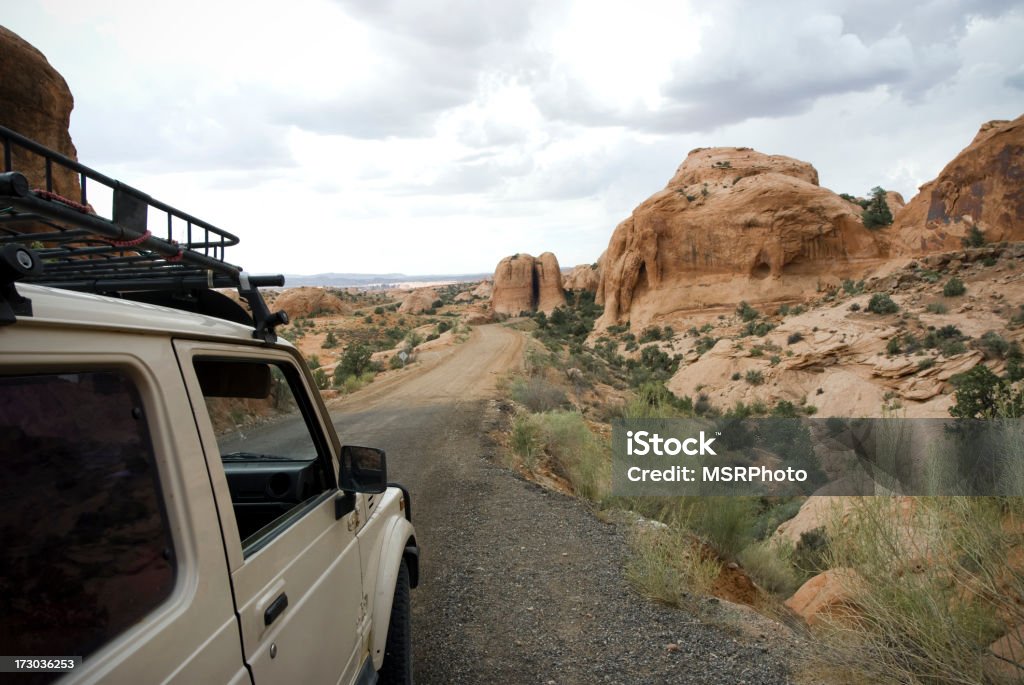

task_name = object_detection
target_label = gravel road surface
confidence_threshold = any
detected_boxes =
[328,324,796,684]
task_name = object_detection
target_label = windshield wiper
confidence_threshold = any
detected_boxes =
[221,451,300,462]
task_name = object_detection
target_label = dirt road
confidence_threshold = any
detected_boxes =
[328,324,793,684]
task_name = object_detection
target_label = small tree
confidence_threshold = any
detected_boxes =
[323,329,338,348]
[334,342,372,384]
[961,225,986,248]
[861,186,893,229]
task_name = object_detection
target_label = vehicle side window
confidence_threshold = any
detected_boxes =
[0,371,175,676]
[193,359,333,554]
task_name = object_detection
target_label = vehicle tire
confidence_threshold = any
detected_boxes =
[378,559,413,685]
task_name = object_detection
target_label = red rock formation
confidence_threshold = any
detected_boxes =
[0,26,79,196]
[274,287,347,319]
[398,287,439,314]
[892,115,1024,253]
[596,147,886,328]
[491,252,567,315]
[563,263,600,293]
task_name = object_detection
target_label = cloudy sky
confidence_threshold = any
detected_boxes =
[5,0,1023,276]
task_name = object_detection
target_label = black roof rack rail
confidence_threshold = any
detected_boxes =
[0,125,288,342]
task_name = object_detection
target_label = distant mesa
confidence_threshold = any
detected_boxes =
[595,146,891,329]
[891,115,1024,254]
[0,26,79,197]
[491,252,567,315]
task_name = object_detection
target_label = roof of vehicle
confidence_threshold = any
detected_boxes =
[0,125,288,342]
[13,282,278,343]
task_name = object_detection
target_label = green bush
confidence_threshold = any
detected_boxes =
[639,325,663,343]
[960,225,986,248]
[925,302,947,314]
[950,364,1024,419]
[323,329,339,348]
[744,369,765,385]
[943,276,966,297]
[737,301,760,322]
[738,542,800,596]
[867,293,899,314]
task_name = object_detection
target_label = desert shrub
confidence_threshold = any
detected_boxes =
[842,279,865,295]
[737,301,760,322]
[509,376,568,413]
[978,331,1009,358]
[886,338,902,355]
[925,302,947,314]
[787,332,804,345]
[861,186,893,229]
[745,369,765,385]
[743,320,775,337]
[695,336,718,355]
[311,367,329,390]
[437,320,452,334]
[819,497,1023,684]
[961,224,986,248]
[374,306,384,315]
[639,325,663,343]
[791,526,831,580]
[388,354,405,370]
[738,542,800,596]
[867,293,899,314]
[510,414,543,467]
[689,497,758,560]
[537,411,609,501]
[731,372,741,381]
[323,329,339,348]
[626,525,722,606]
[849,302,861,311]
[624,382,692,419]
[943,276,966,297]
[917,356,936,371]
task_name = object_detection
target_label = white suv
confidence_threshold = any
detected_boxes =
[0,125,419,685]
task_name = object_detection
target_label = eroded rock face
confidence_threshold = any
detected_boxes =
[0,26,79,196]
[596,147,886,328]
[491,252,567,315]
[893,115,1024,253]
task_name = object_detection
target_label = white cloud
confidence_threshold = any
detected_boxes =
[1,0,1021,275]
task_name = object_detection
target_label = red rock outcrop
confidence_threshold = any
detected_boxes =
[892,115,1024,253]
[491,252,567,315]
[274,287,347,319]
[398,287,439,314]
[0,26,79,196]
[563,263,600,293]
[596,147,886,328]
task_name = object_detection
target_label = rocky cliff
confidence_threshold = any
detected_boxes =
[0,26,79,196]
[563,263,601,293]
[596,147,887,329]
[892,115,1024,253]
[491,252,567,315]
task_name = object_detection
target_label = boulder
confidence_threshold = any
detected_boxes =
[274,287,346,319]
[892,115,1024,253]
[785,568,861,626]
[0,26,79,197]
[398,287,438,314]
[491,252,567,315]
[595,147,887,329]
[471,280,493,299]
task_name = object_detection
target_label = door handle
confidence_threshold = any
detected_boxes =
[264,592,288,626]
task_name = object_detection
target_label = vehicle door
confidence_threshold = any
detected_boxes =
[175,341,368,684]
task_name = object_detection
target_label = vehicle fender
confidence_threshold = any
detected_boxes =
[370,516,417,670]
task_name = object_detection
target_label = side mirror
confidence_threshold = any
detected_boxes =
[339,445,387,494]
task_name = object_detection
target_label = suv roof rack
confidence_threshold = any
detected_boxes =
[0,125,288,342]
